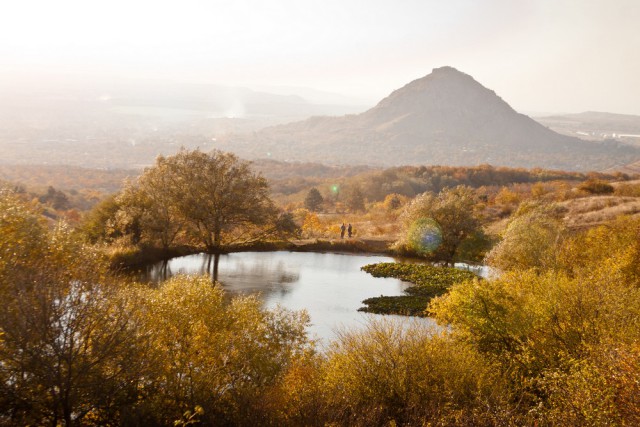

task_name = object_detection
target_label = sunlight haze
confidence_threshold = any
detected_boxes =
[1,0,639,114]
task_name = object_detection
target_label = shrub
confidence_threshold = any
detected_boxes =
[134,275,312,425]
[614,182,640,197]
[578,178,614,194]
[317,320,507,426]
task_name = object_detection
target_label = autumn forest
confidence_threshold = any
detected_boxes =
[1,146,640,426]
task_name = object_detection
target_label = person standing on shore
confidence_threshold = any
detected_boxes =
[347,223,353,238]
[340,223,346,239]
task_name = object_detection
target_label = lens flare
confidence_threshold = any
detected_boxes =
[407,218,442,255]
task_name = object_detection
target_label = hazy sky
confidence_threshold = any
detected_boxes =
[1,0,639,114]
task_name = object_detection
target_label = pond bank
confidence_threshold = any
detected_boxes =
[108,238,396,270]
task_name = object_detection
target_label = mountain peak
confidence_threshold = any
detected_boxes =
[426,66,480,85]
[369,66,510,119]
[433,65,459,72]
[217,68,640,171]
[412,66,475,85]
[431,65,466,75]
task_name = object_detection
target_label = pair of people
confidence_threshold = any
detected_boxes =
[340,223,353,239]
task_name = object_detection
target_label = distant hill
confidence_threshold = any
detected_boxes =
[216,67,640,171]
[0,76,365,121]
[534,111,640,144]
[0,77,365,168]
[0,165,137,193]
[608,159,640,175]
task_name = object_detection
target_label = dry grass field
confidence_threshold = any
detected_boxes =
[560,195,640,228]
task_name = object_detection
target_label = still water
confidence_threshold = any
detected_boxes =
[142,251,436,344]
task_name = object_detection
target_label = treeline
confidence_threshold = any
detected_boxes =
[271,163,633,212]
[252,158,373,181]
[344,164,630,202]
[0,178,103,226]
[0,164,135,193]
[2,185,640,425]
[2,159,634,219]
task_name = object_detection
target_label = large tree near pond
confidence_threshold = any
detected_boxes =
[118,159,186,250]
[128,149,278,251]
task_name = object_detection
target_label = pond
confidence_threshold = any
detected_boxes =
[140,251,438,344]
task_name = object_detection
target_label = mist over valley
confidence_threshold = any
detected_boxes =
[2,69,640,173]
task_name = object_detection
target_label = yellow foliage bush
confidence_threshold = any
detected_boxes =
[134,275,311,425]
[432,216,640,423]
[301,212,323,238]
[273,319,508,426]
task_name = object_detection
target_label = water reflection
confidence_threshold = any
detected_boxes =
[141,251,438,344]
[145,253,300,289]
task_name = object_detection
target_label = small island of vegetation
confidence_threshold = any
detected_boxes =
[359,263,478,316]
